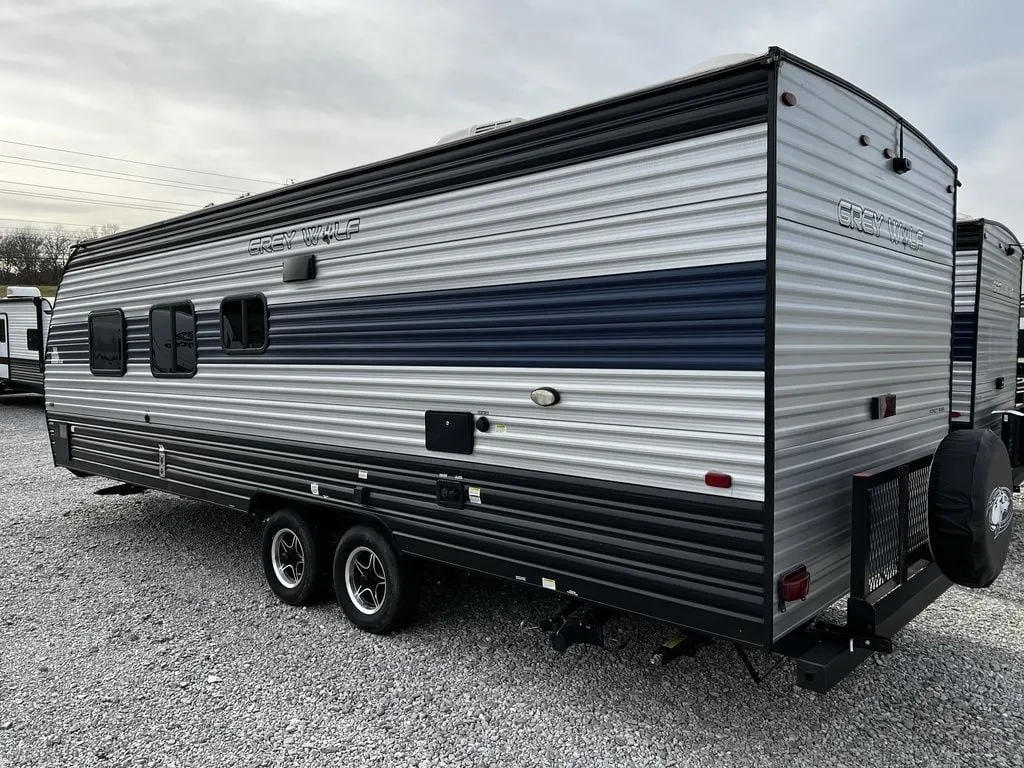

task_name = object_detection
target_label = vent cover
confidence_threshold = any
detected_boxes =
[436,118,525,146]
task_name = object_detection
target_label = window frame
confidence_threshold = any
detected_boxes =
[219,293,268,355]
[149,301,198,379]
[88,309,128,377]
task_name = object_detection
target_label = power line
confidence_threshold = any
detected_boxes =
[0,137,282,186]
[0,153,248,195]
[0,217,119,228]
[0,178,206,208]
[0,189,192,214]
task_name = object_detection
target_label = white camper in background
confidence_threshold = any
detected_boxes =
[1017,298,1024,401]
[952,216,1022,431]
[952,217,1024,485]
[44,47,1015,693]
[0,286,52,396]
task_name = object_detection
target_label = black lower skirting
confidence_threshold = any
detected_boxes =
[48,412,771,646]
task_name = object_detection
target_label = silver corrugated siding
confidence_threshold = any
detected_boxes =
[772,61,955,639]
[952,248,978,422]
[48,125,769,502]
[973,221,1021,431]
[0,301,43,385]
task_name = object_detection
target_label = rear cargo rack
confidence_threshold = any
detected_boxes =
[777,454,949,692]
[850,455,933,606]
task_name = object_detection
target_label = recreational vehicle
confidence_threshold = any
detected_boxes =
[0,286,52,396]
[1017,300,1024,400]
[44,48,1015,692]
[951,217,1024,485]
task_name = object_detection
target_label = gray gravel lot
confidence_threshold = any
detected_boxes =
[1,395,1023,768]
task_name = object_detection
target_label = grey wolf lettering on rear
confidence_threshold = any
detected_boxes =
[301,218,361,247]
[248,218,361,256]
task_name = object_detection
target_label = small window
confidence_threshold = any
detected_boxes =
[0,317,6,344]
[150,302,197,376]
[89,310,126,376]
[27,328,41,351]
[220,295,267,352]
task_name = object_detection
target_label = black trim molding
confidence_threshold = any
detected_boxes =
[48,412,770,647]
[67,63,773,272]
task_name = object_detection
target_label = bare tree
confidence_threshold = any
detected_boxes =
[82,223,121,241]
[0,228,44,284]
[38,226,74,282]
[0,222,119,287]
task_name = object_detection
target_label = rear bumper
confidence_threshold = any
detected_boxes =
[775,562,949,693]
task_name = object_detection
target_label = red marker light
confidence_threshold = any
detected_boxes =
[779,565,811,607]
[704,472,733,489]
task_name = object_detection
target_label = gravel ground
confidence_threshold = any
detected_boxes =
[1,395,1023,768]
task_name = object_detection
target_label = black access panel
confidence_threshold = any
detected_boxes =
[424,411,475,454]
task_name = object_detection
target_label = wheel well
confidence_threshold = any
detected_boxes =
[247,491,393,543]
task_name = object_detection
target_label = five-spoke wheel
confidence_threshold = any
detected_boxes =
[261,509,323,606]
[333,525,418,633]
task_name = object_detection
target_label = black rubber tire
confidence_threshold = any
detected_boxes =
[261,509,324,606]
[928,429,1015,587]
[333,526,419,634]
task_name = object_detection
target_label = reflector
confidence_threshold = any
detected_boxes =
[704,472,733,489]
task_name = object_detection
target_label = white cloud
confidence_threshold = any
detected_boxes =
[0,0,1021,238]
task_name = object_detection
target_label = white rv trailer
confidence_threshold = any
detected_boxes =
[1017,296,1024,401]
[44,48,1014,692]
[0,286,52,395]
[951,218,1024,486]
[951,216,1022,431]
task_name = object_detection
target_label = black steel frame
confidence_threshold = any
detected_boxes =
[775,453,950,693]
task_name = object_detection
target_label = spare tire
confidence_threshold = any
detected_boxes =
[928,429,1014,587]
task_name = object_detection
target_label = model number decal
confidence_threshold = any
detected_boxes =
[836,199,925,252]
[992,279,1017,302]
[247,217,361,256]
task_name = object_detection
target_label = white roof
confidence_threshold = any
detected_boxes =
[5,285,41,298]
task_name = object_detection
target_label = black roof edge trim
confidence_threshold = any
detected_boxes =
[769,47,956,173]
[72,51,777,257]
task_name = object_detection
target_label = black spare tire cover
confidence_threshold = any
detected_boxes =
[928,429,1014,588]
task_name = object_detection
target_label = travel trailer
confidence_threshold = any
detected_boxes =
[0,286,52,395]
[44,48,1014,692]
[1017,300,1024,401]
[951,217,1024,486]
[952,216,1022,432]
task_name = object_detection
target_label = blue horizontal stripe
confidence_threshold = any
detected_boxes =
[222,262,765,370]
[952,312,976,363]
[50,262,767,371]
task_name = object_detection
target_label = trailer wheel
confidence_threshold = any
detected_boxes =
[333,526,419,633]
[928,429,1014,587]
[261,510,324,606]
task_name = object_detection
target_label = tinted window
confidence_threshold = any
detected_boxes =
[27,328,41,351]
[1018,329,1024,359]
[0,317,6,344]
[150,303,196,376]
[175,305,196,373]
[220,295,267,351]
[88,311,126,375]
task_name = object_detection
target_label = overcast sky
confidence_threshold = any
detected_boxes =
[0,0,1021,238]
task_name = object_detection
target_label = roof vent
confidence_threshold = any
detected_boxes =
[436,117,525,146]
[5,285,41,298]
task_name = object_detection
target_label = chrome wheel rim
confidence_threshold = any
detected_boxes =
[345,546,387,615]
[271,528,305,589]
